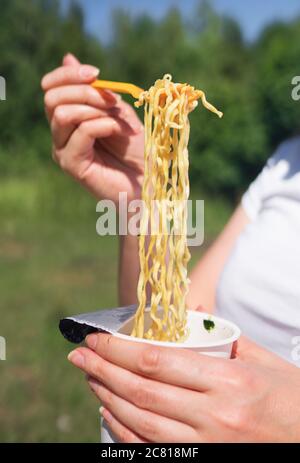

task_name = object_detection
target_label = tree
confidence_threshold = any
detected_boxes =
[0,0,299,198]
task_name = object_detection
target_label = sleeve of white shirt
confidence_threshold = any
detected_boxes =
[241,143,286,221]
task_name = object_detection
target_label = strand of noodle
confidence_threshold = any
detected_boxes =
[132,75,222,341]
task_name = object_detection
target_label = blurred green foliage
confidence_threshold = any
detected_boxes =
[0,0,299,198]
[0,166,231,442]
[1,0,300,442]
[0,168,119,442]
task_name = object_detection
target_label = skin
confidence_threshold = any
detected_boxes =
[68,332,300,443]
[42,53,300,442]
[42,53,144,204]
[187,204,249,311]
[41,53,248,309]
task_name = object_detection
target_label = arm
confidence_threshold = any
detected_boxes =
[118,204,250,308]
[42,53,144,308]
[42,55,249,309]
[187,204,250,311]
[118,229,140,306]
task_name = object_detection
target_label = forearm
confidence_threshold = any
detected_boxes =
[119,204,249,310]
[187,205,250,312]
[119,231,221,312]
[187,250,222,313]
[118,225,153,306]
[118,231,140,306]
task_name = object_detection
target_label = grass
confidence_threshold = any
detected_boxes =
[0,164,233,442]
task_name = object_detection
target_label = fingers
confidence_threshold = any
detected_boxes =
[66,117,133,158]
[113,100,143,133]
[44,85,119,120]
[88,378,198,443]
[70,347,206,427]
[41,64,99,91]
[62,53,81,67]
[235,336,292,371]
[190,305,206,312]
[86,334,227,391]
[51,105,121,149]
[100,408,147,443]
[52,116,134,180]
[41,55,120,125]
[84,333,226,391]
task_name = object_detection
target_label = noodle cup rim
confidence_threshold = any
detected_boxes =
[114,311,241,349]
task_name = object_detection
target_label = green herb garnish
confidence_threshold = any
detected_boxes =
[203,319,215,332]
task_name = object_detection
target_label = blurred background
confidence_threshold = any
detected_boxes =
[0,0,300,442]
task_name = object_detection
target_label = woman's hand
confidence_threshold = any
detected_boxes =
[68,334,300,443]
[41,53,144,203]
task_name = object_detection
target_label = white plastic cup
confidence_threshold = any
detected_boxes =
[101,310,241,443]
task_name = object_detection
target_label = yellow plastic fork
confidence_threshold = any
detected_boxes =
[91,79,144,99]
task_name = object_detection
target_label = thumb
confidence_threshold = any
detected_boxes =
[233,336,264,362]
[63,52,81,67]
[189,304,206,312]
[235,336,291,370]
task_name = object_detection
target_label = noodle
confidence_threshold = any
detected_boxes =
[131,74,222,342]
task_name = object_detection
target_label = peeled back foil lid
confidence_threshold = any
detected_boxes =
[59,304,138,344]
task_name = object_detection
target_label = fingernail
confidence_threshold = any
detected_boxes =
[101,89,118,104]
[79,65,100,79]
[68,350,85,368]
[128,120,143,134]
[87,378,96,392]
[100,406,112,423]
[86,333,98,350]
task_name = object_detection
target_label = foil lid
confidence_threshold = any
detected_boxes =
[59,304,138,344]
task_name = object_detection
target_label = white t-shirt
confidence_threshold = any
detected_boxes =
[216,136,300,366]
